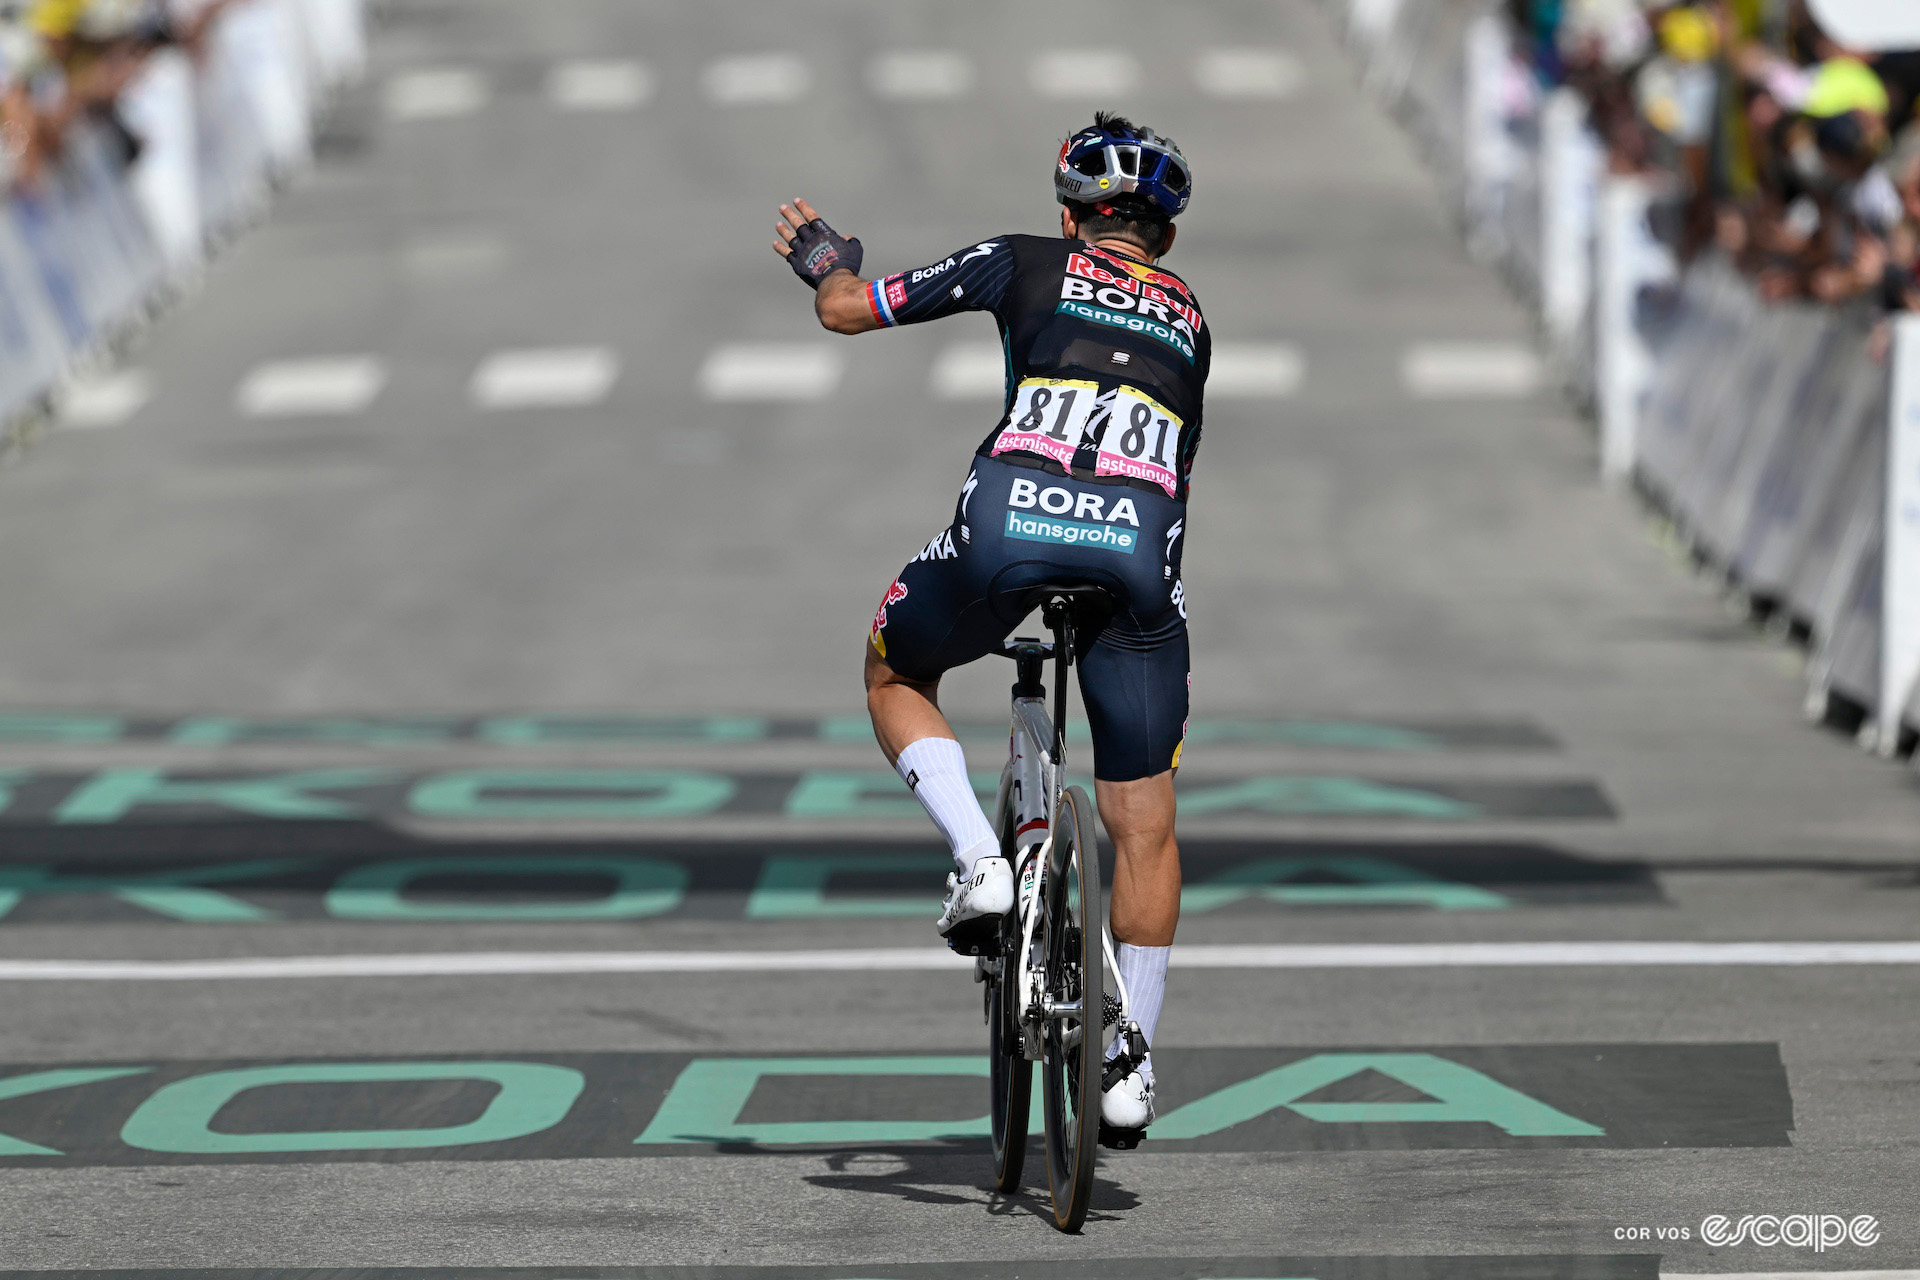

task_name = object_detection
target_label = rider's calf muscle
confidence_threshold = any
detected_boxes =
[1098,773,1181,947]
[865,644,952,766]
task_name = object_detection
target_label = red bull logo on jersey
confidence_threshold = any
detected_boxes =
[869,580,909,657]
[1068,252,1203,335]
[1060,255,1200,361]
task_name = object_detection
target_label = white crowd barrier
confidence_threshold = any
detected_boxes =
[1325,0,1920,758]
[0,0,364,443]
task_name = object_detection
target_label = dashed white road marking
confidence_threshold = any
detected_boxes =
[930,343,1005,400]
[548,59,653,111]
[471,347,620,410]
[401,230,509,282]
[58,369,152,428]
[235,357,387,418]
[702,53,810,106]
[1208,343,1306,398]
[699,344,843,401]
[1195,48,1305,99]
[384,68,488,121]
[6,941,1920,981]
[868,50,973,100]
[1402,341,1542,397]
[1030,50,1141,98]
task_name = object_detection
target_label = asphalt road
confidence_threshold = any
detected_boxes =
[0,0,1916,1276]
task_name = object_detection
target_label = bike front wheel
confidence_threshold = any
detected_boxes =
[1041,784,1102,1232]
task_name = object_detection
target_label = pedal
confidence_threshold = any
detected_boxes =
[1097,1121,1146,1151]
[942,915,1003,958]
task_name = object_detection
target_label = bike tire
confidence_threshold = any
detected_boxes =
[988,765,1031,1193]
[1041,783,1102,1232]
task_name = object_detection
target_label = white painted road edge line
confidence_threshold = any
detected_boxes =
[1664,1273,1920,1279]
[6,942,1920,981]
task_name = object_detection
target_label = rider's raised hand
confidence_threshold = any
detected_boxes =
[773,197,863,289]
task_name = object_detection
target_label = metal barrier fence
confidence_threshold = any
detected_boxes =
[1325,0,1920,761]
[0,0,364,449]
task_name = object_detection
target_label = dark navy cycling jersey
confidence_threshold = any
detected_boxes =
[864,234,1211,503]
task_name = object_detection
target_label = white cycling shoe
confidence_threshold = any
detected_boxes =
[1100,1066,1154,1129]
[937,855,1015,951]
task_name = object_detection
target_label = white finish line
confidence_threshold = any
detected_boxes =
[1665,1273,1920,1280]
[5,942,1920,981]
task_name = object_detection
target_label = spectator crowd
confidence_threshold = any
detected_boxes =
[1504,0,1920,315]
[0,0,241,189]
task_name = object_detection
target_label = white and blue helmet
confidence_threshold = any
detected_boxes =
[1054,112,1192,220]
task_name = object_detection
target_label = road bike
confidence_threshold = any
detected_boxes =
[963,586,1147,1232]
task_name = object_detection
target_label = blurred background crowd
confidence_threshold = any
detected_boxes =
[1503,0,1920,314]
[0,0,243,189]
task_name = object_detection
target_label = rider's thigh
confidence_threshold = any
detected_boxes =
[1077,616,1189,782]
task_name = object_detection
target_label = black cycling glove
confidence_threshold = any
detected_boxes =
[787,218,863,289]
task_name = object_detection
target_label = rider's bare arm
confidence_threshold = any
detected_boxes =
[775,196,1016,336]
[773,198,879,334]
[813,270,880,335]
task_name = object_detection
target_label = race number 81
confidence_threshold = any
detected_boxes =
[1094,387,1182,498]
[991,377,1099,469]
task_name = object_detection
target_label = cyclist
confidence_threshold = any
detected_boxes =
[773,113,1207,1141]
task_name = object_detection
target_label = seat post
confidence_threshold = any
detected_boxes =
[1043,597,1075,762]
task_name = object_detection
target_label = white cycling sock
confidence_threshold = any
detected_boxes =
[896,736,998,876]
[1109,942,1170,1086]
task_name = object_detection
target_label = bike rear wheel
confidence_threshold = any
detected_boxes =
[1041,784,1102,1231]
[987,766,1031,1193]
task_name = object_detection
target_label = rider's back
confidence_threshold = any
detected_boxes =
[868,234,1210,503]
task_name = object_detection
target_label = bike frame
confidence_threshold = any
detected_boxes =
[997,596,1130,1058]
